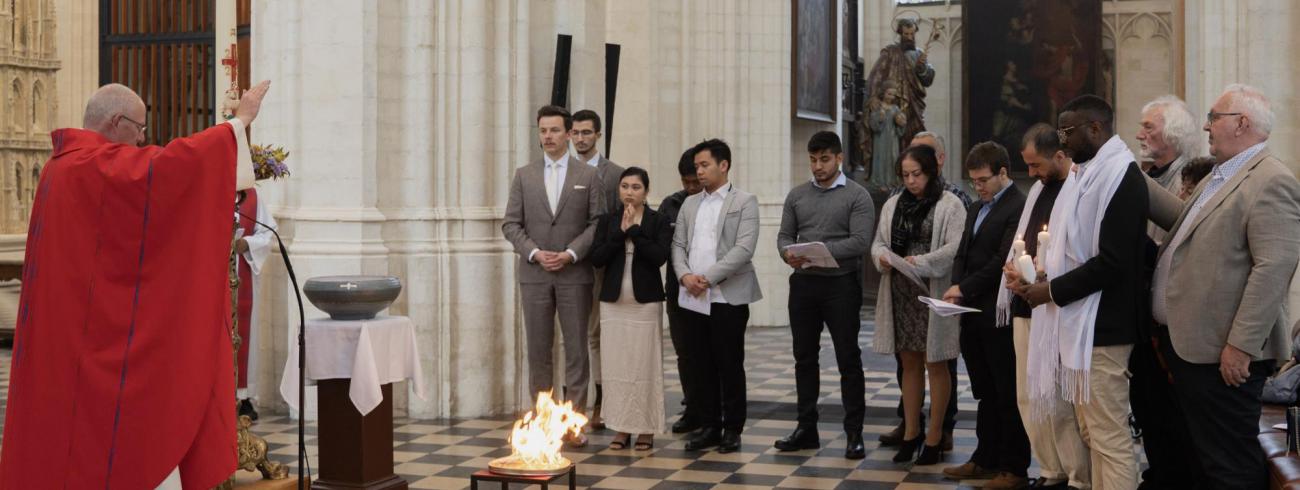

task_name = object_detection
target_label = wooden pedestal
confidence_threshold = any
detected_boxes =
[311,380,408,490]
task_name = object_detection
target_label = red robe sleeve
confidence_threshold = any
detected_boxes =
[0,123,241,490]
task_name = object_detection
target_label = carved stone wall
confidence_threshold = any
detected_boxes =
[0,0,58,234]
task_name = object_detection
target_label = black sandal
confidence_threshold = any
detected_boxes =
[634,435,654,450]
[609,433,631,450]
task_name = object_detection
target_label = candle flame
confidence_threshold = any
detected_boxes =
[504,391,587,470]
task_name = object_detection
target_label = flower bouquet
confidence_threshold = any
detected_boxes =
[251,144,291,181]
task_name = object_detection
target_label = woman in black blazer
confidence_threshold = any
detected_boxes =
[588,167,672,450]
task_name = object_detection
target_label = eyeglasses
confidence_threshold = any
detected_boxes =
[970,175,997,187]
[118,114,147,134]
[1056,121,1094,142]
[1206,111,1242,124]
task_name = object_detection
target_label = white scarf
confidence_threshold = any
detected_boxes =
[996,180,1044,327]
[1028,135,1133,414]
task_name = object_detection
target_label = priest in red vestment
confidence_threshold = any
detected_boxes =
[0,80,271,490]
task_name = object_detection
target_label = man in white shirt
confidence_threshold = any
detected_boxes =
[671,139,762,454]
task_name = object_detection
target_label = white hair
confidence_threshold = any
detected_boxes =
[1221,83,1274,137]
[1141,95,1203,158]
[911,131,946,156]
[82,83,142,131]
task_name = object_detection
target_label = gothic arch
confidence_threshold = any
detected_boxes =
[31,79,43,132]
[10,78,22,133]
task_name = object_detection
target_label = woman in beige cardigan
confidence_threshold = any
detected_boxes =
[871,145,966,465]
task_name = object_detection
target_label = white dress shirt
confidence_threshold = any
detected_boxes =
[688,182,731,303]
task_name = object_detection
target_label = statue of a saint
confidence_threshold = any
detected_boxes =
[866,81,906,188]
[860,18,935,185]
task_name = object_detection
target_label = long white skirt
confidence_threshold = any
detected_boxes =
[598,243,665,435]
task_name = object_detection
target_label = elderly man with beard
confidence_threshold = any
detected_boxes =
[1135,95,1201,244]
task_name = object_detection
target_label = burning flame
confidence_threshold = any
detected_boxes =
[506,391,588,469]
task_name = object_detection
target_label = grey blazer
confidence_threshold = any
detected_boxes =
[670,185,763,305]
[594,156,624,210]
[502,156,605,284]
[1148,147,1300,363]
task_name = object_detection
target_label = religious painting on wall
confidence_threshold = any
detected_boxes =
[793,0,837,122]
[963,0,1103,174]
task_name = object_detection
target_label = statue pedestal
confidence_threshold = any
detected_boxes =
[312,381,407,490]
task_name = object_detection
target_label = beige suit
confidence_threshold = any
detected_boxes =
[502,156,605,408]
[1148,148,1300,363]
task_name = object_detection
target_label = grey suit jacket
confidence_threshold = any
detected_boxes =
[502,156,605,284]
[670,185,763,305]
[594,156,624,212]
[1148,147,1300,363]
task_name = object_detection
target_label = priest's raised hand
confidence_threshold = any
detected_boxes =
[0,81,272,490]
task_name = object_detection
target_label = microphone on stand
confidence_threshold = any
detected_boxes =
[238,205,310,488]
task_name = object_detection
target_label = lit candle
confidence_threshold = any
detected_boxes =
[1015,254,1037,284]
[1012,234,1025,257]
[1037,226,1051,257]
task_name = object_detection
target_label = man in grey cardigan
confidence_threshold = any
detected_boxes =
[774,131,874,459]
[672,139,762,454]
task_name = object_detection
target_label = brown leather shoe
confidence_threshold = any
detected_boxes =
[941,431,954,451]
[984,472,1030,489]
[878,422,906,446]
[942,462,997,480]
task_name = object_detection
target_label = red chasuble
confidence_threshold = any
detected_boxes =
[0,124,239,489]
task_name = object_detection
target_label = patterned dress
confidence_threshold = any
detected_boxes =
[889,210,934,352]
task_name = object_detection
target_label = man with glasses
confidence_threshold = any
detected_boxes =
[941,141,1028,488]
[0,81,269,489]
[570,109,622,430]
[1011,95,1149,489]
[1145,84,1300,489]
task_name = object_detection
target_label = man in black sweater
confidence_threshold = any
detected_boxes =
[1011,95,1149,489]
[940,142,1029,488]
[659,148,704,434]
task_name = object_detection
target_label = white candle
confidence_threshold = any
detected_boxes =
[1037,227,1051,256]
[1012,235,1025,257]
[1015,254,1037,284]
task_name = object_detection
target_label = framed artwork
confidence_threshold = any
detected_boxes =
[963,0,1103,174]
[793,0,838,122]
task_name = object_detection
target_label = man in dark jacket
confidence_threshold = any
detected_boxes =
[659,148,703,433]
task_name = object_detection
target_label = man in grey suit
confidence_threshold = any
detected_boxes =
[570,109,623,430]
[671,139,762,454]
[502,105,605,447]
[1148,84,1300,489]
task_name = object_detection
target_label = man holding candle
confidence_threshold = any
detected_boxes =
[1010,95,1150,490]
[999,123,1090,490]
[939,141,1028,488]
[1146,84,1300,489]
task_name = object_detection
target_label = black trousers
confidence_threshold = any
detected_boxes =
[1130,328,1200,489]
[960,323,1030,476]
[665,296,699,422]
[683,303,749,431]
[894,358,958,433]
[788,273,865,433]
[1157,328,1272,490]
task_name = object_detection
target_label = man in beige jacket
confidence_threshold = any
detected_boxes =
[1148,84,1300,489]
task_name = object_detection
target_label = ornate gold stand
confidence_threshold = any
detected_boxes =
[219,214,289,489]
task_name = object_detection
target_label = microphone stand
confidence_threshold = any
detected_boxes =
[237,192,309,488]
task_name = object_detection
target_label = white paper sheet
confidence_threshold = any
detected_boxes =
[885,251,927,289]
[782,242,840,269]
[678,288,711,316]
[917,296,982,317]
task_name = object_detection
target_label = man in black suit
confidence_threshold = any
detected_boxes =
[940,142,1029,489]
[660,148,704,434]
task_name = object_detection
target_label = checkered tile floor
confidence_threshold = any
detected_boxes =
[0,312,1088,489]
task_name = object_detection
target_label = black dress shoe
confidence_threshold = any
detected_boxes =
[685,427,722,451]
[672,417,702,434]
[238,398,258,421]
[844,432,866,459]
[914,443,944,465]
[773,427,819,451]
[718,429,741,453]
